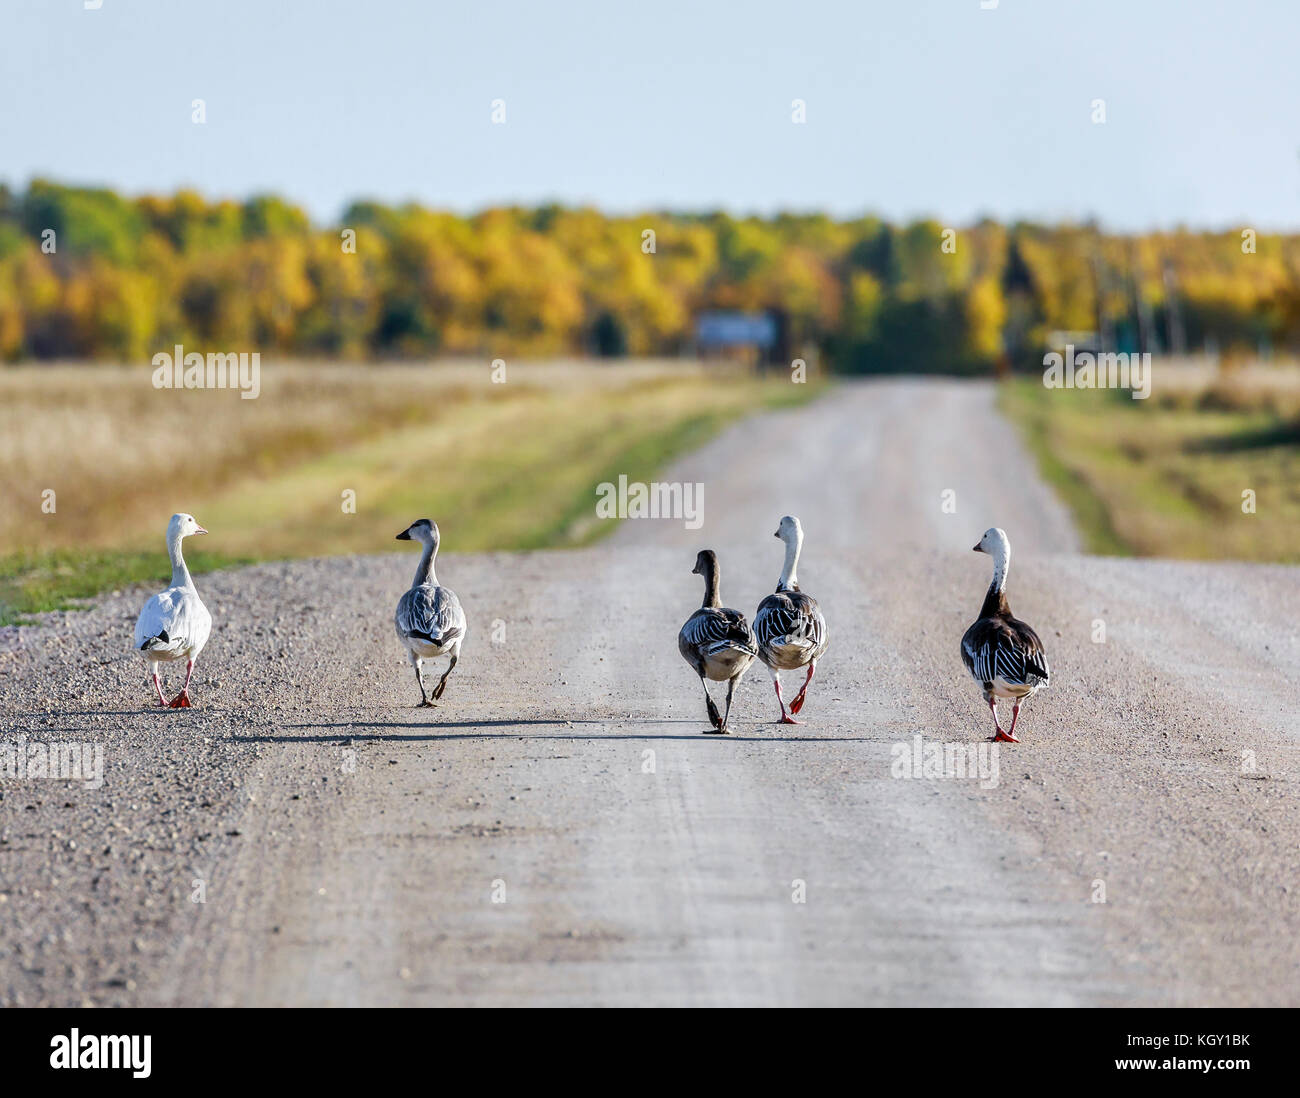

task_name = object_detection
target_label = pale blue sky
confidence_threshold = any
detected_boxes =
[3,0,1297,228]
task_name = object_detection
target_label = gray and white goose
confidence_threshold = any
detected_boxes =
[394,519,466,707]
[678,550,757,734]
[133,512,212,708]
[960,527,1050,743]
[754,515,829,724]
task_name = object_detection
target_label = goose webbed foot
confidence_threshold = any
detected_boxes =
[703,693,722,730]
[416,699,436,708]
[984,697,1010,741]
[707,677,738,734]
[431,655,457,701]
[168,659,196,708]
[789,662,815,714]
[994,703,1023,743]
[772,677,801,724]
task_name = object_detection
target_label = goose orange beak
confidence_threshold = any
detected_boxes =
[195,525,209,535]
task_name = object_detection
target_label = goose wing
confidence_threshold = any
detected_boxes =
[755,589,828,657]
[678,607,757,664]
[134,587,211,655]
[961,616,1050,689]
[397,584,466,644]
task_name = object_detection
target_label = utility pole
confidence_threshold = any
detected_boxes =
[1090,252,1113,353]
[1130,242,1158,356]
[1163,261,1186,357]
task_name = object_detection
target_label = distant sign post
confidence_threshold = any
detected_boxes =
[694,311,779,365]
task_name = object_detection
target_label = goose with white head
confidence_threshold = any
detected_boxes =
[677,550,757,734]
[754,515,829,724]
[960,527,1050,743]
[394,519,466,707]
[133,512,212,708]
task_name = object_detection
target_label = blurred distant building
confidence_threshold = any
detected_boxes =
[1045,329,1101,358]
[693,310,787,366]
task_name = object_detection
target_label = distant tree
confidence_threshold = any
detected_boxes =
[1,180,1296,366]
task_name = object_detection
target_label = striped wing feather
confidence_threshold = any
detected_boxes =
[755,589,827,659]
[397,585,466,644]
[961,616,1050,689]
[678,607,757,668]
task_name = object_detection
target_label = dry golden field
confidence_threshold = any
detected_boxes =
[0,359,820,619]
[1003,356,1300,562]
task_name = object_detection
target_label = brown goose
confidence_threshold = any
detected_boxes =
[678,550,757,734]
[754,515,829,724]
[960,527,1050,743]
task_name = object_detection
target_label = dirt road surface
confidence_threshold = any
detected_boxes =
[3,379,1298,1006]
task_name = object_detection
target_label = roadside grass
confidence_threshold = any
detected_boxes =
[0,361,823,622]
[1000,376,1300,562]
[1003,380,1129,556]
[0,547,258,624]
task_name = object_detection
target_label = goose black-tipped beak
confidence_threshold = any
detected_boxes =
[395,530,412,541]
[972,543,982,552]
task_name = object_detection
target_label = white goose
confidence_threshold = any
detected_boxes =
[961,527,1050,743]
[394,519,466,706]
[754,515,829,723]
[133,513,212,708]
[677,549,757,734]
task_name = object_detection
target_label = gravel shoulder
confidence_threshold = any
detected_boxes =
[2,379,1298,1006]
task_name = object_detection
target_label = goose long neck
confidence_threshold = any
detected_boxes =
[700,558,720,609]
[168,532,193,589]
[414,540,438,588]
[778,531,801,590]
[981,545,1010,616]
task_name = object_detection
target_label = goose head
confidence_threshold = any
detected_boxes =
[775,514,802,543]
[168,512,208,539]
[691,549,716,576]
[396,518,439,546]
[972,527,1009,557]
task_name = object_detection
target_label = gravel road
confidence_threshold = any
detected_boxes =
[3,378,1298,1006]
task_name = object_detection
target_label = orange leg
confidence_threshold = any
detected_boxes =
[169,659,195,708]
[789,661,815,715]
[991,699,1020,743]
[775,677,802,725]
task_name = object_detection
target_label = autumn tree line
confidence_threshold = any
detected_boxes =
[2,179,1298,372]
